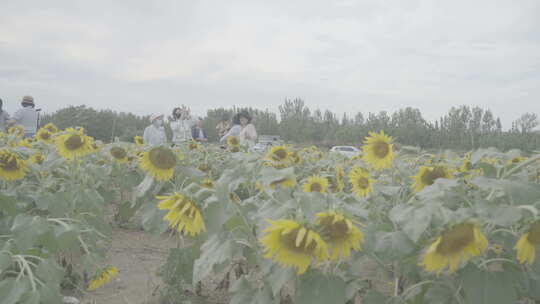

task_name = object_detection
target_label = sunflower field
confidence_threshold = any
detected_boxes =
[2,124,540,304]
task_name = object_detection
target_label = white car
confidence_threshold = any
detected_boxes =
[329,146,360,158]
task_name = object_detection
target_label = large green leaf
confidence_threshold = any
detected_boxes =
[268,266,295,296]
[423,285,453,304]
[459,265,517,304]
[374,231,415,259]
[0,278,28,304]
[193,234,235,283]
[140,202,169,235]
[294,271,346,304]
[11,215,50,251]
[161,246,200,285]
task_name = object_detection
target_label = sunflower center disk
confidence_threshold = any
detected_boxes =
[310,183,322,192]
[421,167,447,186]
[357,177,370,189]
[436,224,474,255]
[527,222,540,244]
[40,132,51,140]
[149,148,177,170]
[273,149,288,160]
[281,229,317,254]
[110,147,127,159]
[320,217,348,241]
[373,141,389,158]
[64,135,84,150]
[0,155,19,171]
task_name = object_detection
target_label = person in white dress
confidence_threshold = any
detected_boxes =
[12,96,39,137]
[143,114,167,145]
[169,106,196,145]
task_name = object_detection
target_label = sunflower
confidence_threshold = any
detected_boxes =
[202,178,214,188]
[36,128,54,144]
[109,146,128,163]
[0,149,28,181]
[266,145,292,163]
[156,193,205,236]
[302,175,329,193]
[412,165,453,193]
[8,125,24,138]
[134,136,144,146]
[422,223,488,273]
[54,128,94,160]
[29,152,45,165]
[332,165,345,192]
[18,137,35,148]
[227,136,241,147]
[42,123,59,134]
[348,166,374,197]
[139,146,177,181]
[270,177,296,190]
[188,141,201,150]
[515,221,540,265]
[229,146,241,153]
[362,131,394,170]
[459,153,473,172]
[316,211,363,260]
[508,156,527,165]
[260,219,329,274]
[88,266,119,291]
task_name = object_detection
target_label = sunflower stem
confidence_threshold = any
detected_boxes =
[502,154,540,179]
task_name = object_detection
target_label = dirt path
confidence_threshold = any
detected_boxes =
[82,228,176,304]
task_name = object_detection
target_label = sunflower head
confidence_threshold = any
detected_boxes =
[515,221,540,265]
[422,223,488,273]
[36,128,53,143]
[0,149,28,181]
[508,156,527,165]
[42,123,59,134]
[134,136,144,146]
[260,219,329,274]
[266,145,291,162]
[55,128,94,160]
[30,152,45,165]
[88,266,119,291]
[8,125,24,138]
[18,137,35,148]
[316,211,364,260]
[188,141,201,150]
[202,178,214,188]
[110,146,128,163]
[348,166,374,197]
[229,146,241,153]
[227,136,240,147]
[302,175,329,193]
[459,154,473,172]
[362,130,394,170]
[269,177,296,190]
[140,146,177,181]
[156,193,206,236]
[412,165,453,192]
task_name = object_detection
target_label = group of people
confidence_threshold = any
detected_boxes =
[0,96,40,137]
[143,105,257,147]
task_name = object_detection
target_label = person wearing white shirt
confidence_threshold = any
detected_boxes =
[170,106,196,145]
[0,98,10,133]
[12,95,38,137]
[143,114,167,145]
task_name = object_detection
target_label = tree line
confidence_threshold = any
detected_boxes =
[40,100,539,151]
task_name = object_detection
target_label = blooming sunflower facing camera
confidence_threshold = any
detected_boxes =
[36,128,54,144]
[54,128,94,160]
[362,130,394,170]
[29,152,45,165]
[260,219,329,274]
[265,145,292,167]
[348,166,374,197]
[316,211,364,260]
[8,125,24,138]
[0,149,28,181]
[412,165,453,193]
[88,266,119,291]
[302,175,329,193]
[227,135,241,148]
[156,192,205,236]
[42,122,59,134]
[109,146,128,163]
[139,146,177,181]
[515,221,540,265]
[422,223,488,274]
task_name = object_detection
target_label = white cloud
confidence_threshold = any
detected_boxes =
[0,0,539,127]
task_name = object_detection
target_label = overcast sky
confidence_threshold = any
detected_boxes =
[1,0,539,128]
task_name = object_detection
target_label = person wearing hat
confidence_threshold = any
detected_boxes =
[143,114,167,145]
[12,95,38,137]
[0,98,11,133]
